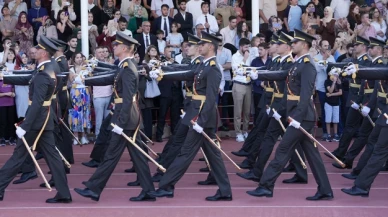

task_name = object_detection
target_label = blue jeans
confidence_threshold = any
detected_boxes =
[317,91,327,134]
[93,96,111,136]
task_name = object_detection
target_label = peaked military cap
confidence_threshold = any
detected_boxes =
[290,29,315,44]
[188,33,201,45]
[354,36,369,46]
[113,31,140,47]
[198,31,222,45]
[270,34,279,44]
[277,32,293,45]
[368,37,385,48]
[35,35,59,55]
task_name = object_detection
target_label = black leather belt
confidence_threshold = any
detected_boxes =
[233,81,251,86]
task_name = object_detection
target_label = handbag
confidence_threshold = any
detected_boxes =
[144,79,161,98]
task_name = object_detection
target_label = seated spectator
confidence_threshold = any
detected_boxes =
[56,9,75,43]
[129,0,148,19]
[156,30,166,54]
[37,16,57,42]
[98,0,116,10]
[135,21,158,63]
[101,0,116,24]
[311,0,324,18]
[88,12,99,55]
[8,0,28,19]
[347,3,361,31]
[234,21,252,48]
[317,6,336,47]
[120,0,131,21]
[65,35,77,60]
[302,2,320,36]
[356,12,377,38]
[0,38,12,64]
[196,2,219,34]
[128,1,148,35]
[151,0,174,18]
[117,17,132,37]
[28,0,49,45]
[324,73,342,142]
[152,4,173,38]
[69,52,92,145]
[174,0,193,41]
[88,0,102,27]
[220,16,237,46]
[233,0,244,23]
[14,12,34,54]
[107,9,122,36]
[134,52,140,64]
[96,24,114,52]
[175,41,190,64]
[195,23,204,38]
[0,5,18,41]
[371,6,387,41]
[166,22,184,54]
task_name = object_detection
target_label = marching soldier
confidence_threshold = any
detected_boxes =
[332,37,385,170]
[326,36,371,161]
[0,36,72,203]
[74,32,156,202]
[237,31,307,184]
[341,66,388,197]
[151,33,203,182]
[245,29,333,200]
[148,32,233,201]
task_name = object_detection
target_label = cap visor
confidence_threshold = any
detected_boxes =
[290,38,300,43]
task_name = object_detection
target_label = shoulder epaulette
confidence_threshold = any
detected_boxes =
[39,65,44,71]
[123,62,129,68]
[303,57,310,63]
[57,58,61,62]
[363,55,368,61]
[378,59,383,64]
[287,57,292,63]
[195,59,200,64]
[210,60,216,66]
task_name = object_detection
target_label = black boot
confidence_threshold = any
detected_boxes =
[74,188,100,201]
[12,171,38,184]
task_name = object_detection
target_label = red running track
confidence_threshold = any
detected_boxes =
[0,137,387,217]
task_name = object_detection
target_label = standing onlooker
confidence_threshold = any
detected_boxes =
[214,0,235,29]
[324,73,342,142]
[129,0,148,19]
[302,2,320,35]
[330,0,351,19]
[175,41,190,64]
[220,15,237,46]
[65,35,77,60]
[0,71,16,146]
[336,43,354,62]
[106,9,122,36]
[101,0,116,25]
[127,0,148,34]
[88,0,102,27]
[152,4,173,37]
[151,0,174,18]
[117,17,132,37]
[347,3,360,30]
[196,2,219,34]
[0,5,18,41]
[314,40,335,141]
[120,0,131,20]
[96,24,114,52]
[8,0,28,18]
[194,23,204,38]
[13,51,29,122]
[231,38,252,142]
[233,0,244,23]
[134,21,158,64]
[69,52,92,145]
[311,0,324,18]
[28,0,49,45]
[56,9,75,43]
[356,12,377,39]
[88,12,99,55]
[317,6,336,47]
[284,0,303,33]
[14,12,34,54]
[258,0,277,25]
[156,30,166,54]
[371,7,387,41]
[174,0,193,41]
[216,33,233,131]
[234,21,252,48]
[0,38,12,64]
[166,22,184,54]
[92,46,112,137]
[186,0,203,25]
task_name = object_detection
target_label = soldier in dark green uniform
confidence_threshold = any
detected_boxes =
[148,32,232,201]
[245,29,333,200]
[74,32,155,202]
[0,36,72,203]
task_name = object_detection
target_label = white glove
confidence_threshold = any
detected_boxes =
[149,70,160,79]
[318,60,326,67]
[193,123,203,134]
[250,71,258,80]
[16,126,26,139]
[112,125,123,135]
[235,67,245,76]
[289,119,301,129]
[345,64,357,75]
[272,111,282,121]
[351,103,360,110]
[329,67,340,76]
[386,119,388,125]
[180,112,186,119]
[361,106,370,117]
[266,108,270,115]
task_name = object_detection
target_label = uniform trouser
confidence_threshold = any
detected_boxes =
[260,121,332,194]
[90,113,112,162]
[0,130,71,198]
[141,108,153,140]
[232,83,252,135]
[246,114,271,165]
[333,107,363,159]
[156,95,182,138]
[351,124,382,176]
[0,105,16,139]
[355,125,388,190]
[158,120,180,162]
[159,121,189,170]
[159,127,232,196]
[252,118,307,181]
[240,110,265,152]
[343,116,375,166]
[84,131,154,195]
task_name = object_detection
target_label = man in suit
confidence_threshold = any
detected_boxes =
[152,4,174,38]
[135,21,158,64]
[174,0,193,41]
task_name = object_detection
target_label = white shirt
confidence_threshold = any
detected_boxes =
[314,53,335,92]
[232,51,252,83]
[330,0,351,19]
[371,21,387,41]
[151,0,174,17]
[160,16,170,37]
[8,1,28,18]
[0,51,4,64]
[220,26,237,45]
[120,0,131,16]
[372,55,382,63]
[143,33,151,51]
[259,0,277,24]
[196,13,219,34]
[120,29,133,37]
[186,0,204,25]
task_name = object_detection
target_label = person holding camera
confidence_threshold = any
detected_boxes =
[302,2,320,35]
[56,9,75,42]
[356,12,377,39]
